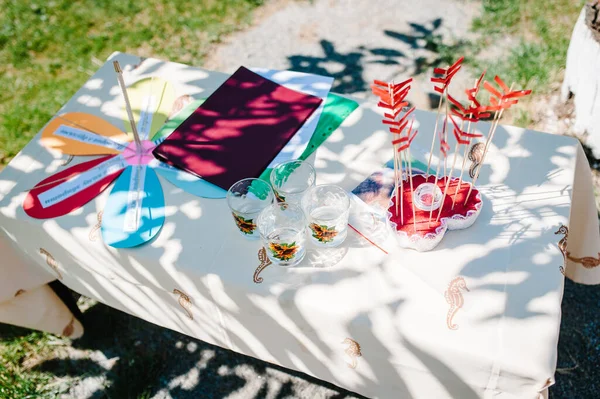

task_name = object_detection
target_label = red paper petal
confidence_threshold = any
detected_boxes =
[448,56,465,72]
[392,137,408,145]
[448,94,466,113]
[431,77,447,84]
[393,78,413,90]
[504,90,532,99]
[446,66,461,82]
[24,155,124,219]
[484,81,503,99]
[373,80,390,88]
[494,75,510,93]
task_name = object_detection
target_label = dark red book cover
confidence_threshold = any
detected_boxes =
[152,66,323,190]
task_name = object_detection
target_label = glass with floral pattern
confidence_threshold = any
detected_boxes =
[227,178,274,239]
[302,184,350,247]
[257,203,307,266]
[270,160,316,205]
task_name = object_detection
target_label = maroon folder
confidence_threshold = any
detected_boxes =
[152,66,323,190]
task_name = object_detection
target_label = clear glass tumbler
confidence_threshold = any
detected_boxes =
[302,185,350,247]
[257,203,307,266]
[227,178,274,239]
[270,160,316,205]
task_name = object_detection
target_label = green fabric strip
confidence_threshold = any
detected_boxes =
[259,93,359,182]
[152,99,205,142]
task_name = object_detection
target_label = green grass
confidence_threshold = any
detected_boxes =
[0,0,263,165]
[0,325,63,398]
[472,0,584,92]
[470,0,585,125]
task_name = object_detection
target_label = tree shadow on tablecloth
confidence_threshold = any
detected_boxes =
[287,18,470,96]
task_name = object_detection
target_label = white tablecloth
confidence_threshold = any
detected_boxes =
[1,52,599,399]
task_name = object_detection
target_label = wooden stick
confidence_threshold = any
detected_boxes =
[463,112,501,204]
[428,161,441,227]
[465,82,515,205]
[426,90,445,177]
[114,61,141,150]
[464,83,516,205]
[452,78,480,209]
[399,147,404,226]
[452,119,473,209]
[442,90,449,178]
[436,141,459,222]
[394,144,399,216]
[22,174,77,193]
[407,145,417,232]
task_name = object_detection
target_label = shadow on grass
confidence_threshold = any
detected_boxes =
[10,299,364,399]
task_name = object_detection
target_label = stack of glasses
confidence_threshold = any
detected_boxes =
[226,160,350,267]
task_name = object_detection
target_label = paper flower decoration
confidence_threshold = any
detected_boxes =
[23,77,221,248]
[387,174,482,252]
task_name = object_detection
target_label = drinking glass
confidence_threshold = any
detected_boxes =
[270,160,316,205]
[227,178,274,239]
[302,185,350,247]
[257,203,307,266]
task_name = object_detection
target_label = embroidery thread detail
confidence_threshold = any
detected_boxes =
[173,289,193,320]
[89,211,103,241]
[555,225,568,275]
[274,190,286,203]
[567,253,600,268]
[39,248,62,279]
[254,247,272,284]
[62,317,75,337]
[342,338,362,369]
[61,155,74,166]
[445,277,469,330]
[468,142,485,178]
[15,289,25,297]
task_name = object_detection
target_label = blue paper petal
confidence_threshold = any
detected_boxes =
[101,166,165,248]
[154,164,226,199]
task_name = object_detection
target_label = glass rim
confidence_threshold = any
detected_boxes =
[226,177,274,210]
[302,184,350,211]
[257,201,306,236]
[269,160,316,191]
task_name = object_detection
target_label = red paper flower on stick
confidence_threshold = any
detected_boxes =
[483,76,532,110]
[371,78,413,134]
[431,56,464,94]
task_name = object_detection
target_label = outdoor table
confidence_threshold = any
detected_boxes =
[1,53,599,399]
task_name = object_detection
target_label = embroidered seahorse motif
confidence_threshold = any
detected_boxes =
[445,277,469,330]
[39,248,62,279]
[132,56,147,70]
[567,253,600,268]
[555,225,568,275]
[60,154,74,166]
[342,338,362,369]
[167,94,193,120]
[468,142,485,178]
[62,317,75,337]
[89,211,103,241]
[253,247,272,284]
[173,289,193,320]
